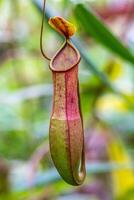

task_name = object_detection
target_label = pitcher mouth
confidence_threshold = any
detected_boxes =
[49,40,81,73]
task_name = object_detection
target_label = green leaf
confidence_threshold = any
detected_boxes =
[74,4,134,65]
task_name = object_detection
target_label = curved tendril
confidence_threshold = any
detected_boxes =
[40,0,51,61]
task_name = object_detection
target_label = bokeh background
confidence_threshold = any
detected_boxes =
[0,0,134,199]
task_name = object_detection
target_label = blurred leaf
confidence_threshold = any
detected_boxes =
[117,189,134,200]
[74,4,134,65]
[107,133,134,198]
